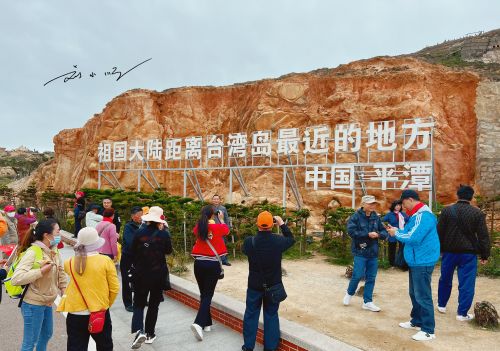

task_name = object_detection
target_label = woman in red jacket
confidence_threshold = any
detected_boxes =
[190,205,229,341]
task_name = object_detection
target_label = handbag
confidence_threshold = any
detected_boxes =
[206,239,224,279]
[251,237,287,304]
[69,258,106,334]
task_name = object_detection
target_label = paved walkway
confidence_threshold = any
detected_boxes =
[57,246,249,351]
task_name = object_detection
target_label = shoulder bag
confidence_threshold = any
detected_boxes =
[69,258,106,334]
[251,236,287,304]
[206,238,224,279]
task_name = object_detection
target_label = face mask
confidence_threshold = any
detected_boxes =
[50,235,62,247]
[6,212,15,218]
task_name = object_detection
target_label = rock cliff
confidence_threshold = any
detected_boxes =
[33,57,484,217]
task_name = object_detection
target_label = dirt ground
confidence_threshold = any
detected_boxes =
[182,255,499,351]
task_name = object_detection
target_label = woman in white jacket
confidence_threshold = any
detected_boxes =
[85,205,103,229]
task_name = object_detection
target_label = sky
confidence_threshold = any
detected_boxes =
[1,0,498,152]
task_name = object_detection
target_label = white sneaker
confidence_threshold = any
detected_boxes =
[203,326,211,332]
[191,323,203,341]
[399,321,420,330]
[343,292,353,306]
[456,314,474,321]
[362,302,381,312]
[131,331,147,349]
[412,331,436,341]
[144,334,156,344]
[437,306,446,313]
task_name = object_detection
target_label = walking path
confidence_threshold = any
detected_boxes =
[57,246,248,351]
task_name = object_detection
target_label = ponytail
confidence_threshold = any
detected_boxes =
[197,205,214,241]
[17,219,57,254]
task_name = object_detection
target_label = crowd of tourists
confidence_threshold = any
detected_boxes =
[0,184,491,349]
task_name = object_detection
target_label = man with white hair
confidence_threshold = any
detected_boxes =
[343,195,388,312]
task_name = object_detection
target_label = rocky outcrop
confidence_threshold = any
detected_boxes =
[32,57,486,216]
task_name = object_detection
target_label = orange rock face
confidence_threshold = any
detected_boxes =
[33,57,480,218]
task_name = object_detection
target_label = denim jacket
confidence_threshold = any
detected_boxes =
[347,208,388,258]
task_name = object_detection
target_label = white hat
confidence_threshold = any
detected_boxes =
[361,195,378,204]
[141,206,167,225]
[76,227,105,250]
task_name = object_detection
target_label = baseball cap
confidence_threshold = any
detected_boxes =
[257,211,273,229]
[400,189,420,201]
[361,195,378,204]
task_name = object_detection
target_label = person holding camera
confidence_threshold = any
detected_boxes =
[190,205,229,341]
[241,211,295,351]
[343,195,388,312]
[211,194,232,266]
[130,206,173,349]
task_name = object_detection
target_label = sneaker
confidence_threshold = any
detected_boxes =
[203,326,211,332]
[191,323,203,341]
[411,331,436,341]
[399,321,420,330]
[437,306,446,313]
[456,314,474,321]
[125,306,134,312]
[144,334,156,344]
[131,331,147,349]
[362,302,381,312]
[222,261,232,266]
[343,292,353,306]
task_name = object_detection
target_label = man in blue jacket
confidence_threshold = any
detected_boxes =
[387,190,440,342]
[344,195,388,312]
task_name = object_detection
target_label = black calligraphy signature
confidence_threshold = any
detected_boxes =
[43,58,152,86]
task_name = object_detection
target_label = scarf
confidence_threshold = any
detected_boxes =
[394,211,405,229]
[406,202,425,217]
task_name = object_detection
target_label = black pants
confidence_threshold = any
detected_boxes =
[193,260,221,327]
[388,241,399,266]
[120,255,133,308]
[131,279,163,335]
[66,310,113,351]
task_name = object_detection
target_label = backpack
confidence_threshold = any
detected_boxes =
[3,246,44,299]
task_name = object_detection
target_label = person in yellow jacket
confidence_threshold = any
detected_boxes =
[57,226,119,351]
[11,219,68,351]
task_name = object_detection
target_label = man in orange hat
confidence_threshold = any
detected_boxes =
[241,211,295,351]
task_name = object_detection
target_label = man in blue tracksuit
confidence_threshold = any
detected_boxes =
[387,190,440,342]
[436,185,490,321]
[344,195,388,312]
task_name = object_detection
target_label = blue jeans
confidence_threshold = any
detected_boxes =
[409,266,435,334]
[21,302,53,351]
[438,253,477,316]
[347,255,378,303]
[243,288,280,351]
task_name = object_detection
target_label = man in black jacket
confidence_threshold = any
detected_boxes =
[241,211,295,351]
[121,206,143,312]
[437,185,491,321]
[130,206,173,348]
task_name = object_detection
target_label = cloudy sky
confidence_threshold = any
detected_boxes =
[1,0,498,151]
